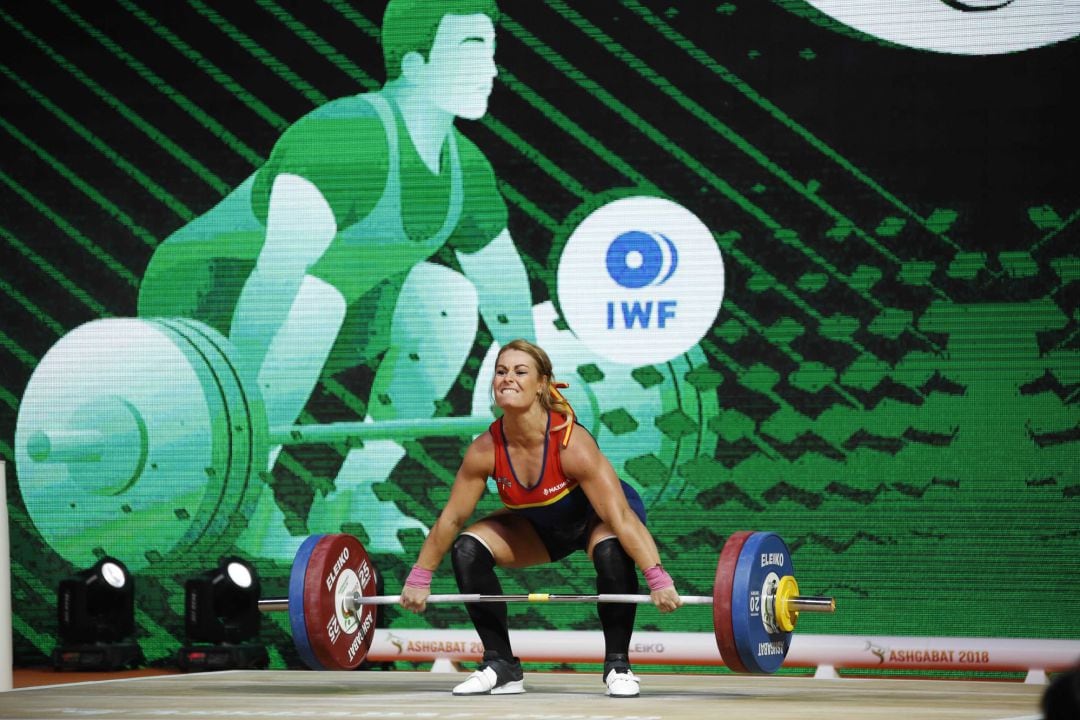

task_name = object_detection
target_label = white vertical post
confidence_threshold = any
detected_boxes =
[1,461,12,691]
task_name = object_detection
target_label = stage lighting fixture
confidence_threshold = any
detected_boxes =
[54,556,143,670]
[178,556,268,671]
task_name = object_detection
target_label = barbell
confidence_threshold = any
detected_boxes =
[15,312,714,571]
[260,531,835,674]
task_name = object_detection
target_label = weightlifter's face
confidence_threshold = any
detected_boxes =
[424,13,497,120]
[493,349,543,411]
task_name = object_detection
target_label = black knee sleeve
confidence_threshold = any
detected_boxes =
[452,534,499,593]
[451,534,513,659]
[593,537,639,659]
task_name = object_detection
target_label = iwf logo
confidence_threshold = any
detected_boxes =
[605,230,680,330]
[557,196,724,365]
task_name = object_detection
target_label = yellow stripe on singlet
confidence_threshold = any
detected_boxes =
[502,485,574,510]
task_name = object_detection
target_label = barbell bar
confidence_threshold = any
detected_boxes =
[261,531,836,674]
[261,590,833,612]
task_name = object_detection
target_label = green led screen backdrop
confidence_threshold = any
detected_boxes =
[2,1,1078,669]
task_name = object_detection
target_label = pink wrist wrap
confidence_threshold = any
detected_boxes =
[644,565,674,591]
[405,565,432,589]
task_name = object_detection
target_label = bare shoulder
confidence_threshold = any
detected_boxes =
[469,429,495,454]
[559,427,606,477]
[459,429,496,478]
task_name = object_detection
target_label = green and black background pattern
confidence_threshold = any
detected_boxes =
[2,1,1078,673]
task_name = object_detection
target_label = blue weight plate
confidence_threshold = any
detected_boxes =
[729,531,795,673]
[289,534,326,670]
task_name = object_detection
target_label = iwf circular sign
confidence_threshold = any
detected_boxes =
[556,196,724,366]
[797,0,1080,55]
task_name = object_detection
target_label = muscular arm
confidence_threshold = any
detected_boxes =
[562,434,661,570]
[562,432,682,612]
[229,173,338,378]
[456,229,536,345]
[450,135,534,345]
[400,432,493,611]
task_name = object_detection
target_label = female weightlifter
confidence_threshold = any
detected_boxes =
[400,339,682,697]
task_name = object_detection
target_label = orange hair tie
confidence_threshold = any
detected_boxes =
[549,381,574,448]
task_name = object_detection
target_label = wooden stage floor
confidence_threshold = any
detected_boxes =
[1,670,1045,720]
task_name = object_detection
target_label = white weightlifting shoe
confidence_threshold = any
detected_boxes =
[603,654,640,698]
[452,653,525,696]
[604,668,640,697]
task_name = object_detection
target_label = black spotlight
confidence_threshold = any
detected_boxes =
[177,556,268,671]
[54,556,144,670]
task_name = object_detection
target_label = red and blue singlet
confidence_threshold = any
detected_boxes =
[488,411,645,527]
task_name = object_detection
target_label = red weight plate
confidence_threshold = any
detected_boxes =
[301,534,379,670]
[713,530,755,673]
